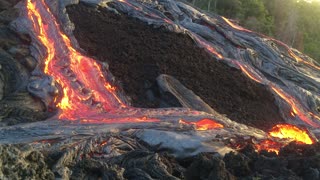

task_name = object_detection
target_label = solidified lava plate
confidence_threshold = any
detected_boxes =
[0,0,320,179]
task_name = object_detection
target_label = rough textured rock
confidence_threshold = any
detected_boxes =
[157,74,220,115]
[0,133,319,179]
[185,153,236,180]
[70,159,125,180]
[0,145,54,180]
[114,150,182,180]
[0,0,50,126]
[223,152,251,177]
[0,65,4,101]
[0,0,11,11]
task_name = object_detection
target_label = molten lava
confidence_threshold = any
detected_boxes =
[271,86,319,127]
[236,62,262,83]
[222,17,252,33]
[195,36,223,59]
[224,15,320,71]
[255,140,282,155]
[179,118,224,131]
[288,46,320,71]
[26,0,126,120]
[269,124,314,144]
[255,124,314,155]
[222,15,320,127]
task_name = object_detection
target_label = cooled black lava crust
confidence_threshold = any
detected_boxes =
[66,3,285,130]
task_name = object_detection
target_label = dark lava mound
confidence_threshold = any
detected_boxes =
[66,3,285,130]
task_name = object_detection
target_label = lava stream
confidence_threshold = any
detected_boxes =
[255,124,314,154]
[26,0,126,120]
[222,15,320,127]
[269,124,314,144]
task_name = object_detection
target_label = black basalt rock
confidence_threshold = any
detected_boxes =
[184,153,236,180]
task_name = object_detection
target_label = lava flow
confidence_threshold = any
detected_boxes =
[26,0,127,120]
[223,15,320,71]
[26,0,319,133]
[271,86,319,127]
[222,15,320,127]
[222,16,252,33]
[269,124,314,144]
[179,118,224,131]
[255,124,314,154]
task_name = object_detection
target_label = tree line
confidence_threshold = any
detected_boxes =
[188,0,320,62]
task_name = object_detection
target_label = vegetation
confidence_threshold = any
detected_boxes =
[188,0,320,61]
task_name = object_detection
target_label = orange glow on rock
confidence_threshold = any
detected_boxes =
[179,118,224,130]
[268,124,314,144]
[237,62,262,83]
[222,17,252,33]
[222,16,320,127]
[289,50,320,71]
[310,112,320,121]
[255,139,282,155]
[100,141,107,146]
[271,86,319,127]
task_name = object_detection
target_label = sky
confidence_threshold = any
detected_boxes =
[300,0,319,3]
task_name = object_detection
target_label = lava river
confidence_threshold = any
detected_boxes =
[26,0,128,120]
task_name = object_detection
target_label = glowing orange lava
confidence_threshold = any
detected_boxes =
[289,50,320,70]
[26,0,126,120]
[271,86,319,127]
[193,35,223,59]
[255,124,314,154]
[222,16,320,127]
[268,124,314,144]
[100,141,107,146]
[236,62,262,83]
[255,139,282,155]
[179,118,224,130]
[223,16,320,72]
[222,17,252,33]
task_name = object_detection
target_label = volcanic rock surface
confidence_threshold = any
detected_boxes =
[1,140,320,179]
[66,3,285,130]
[0,0,49,126]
